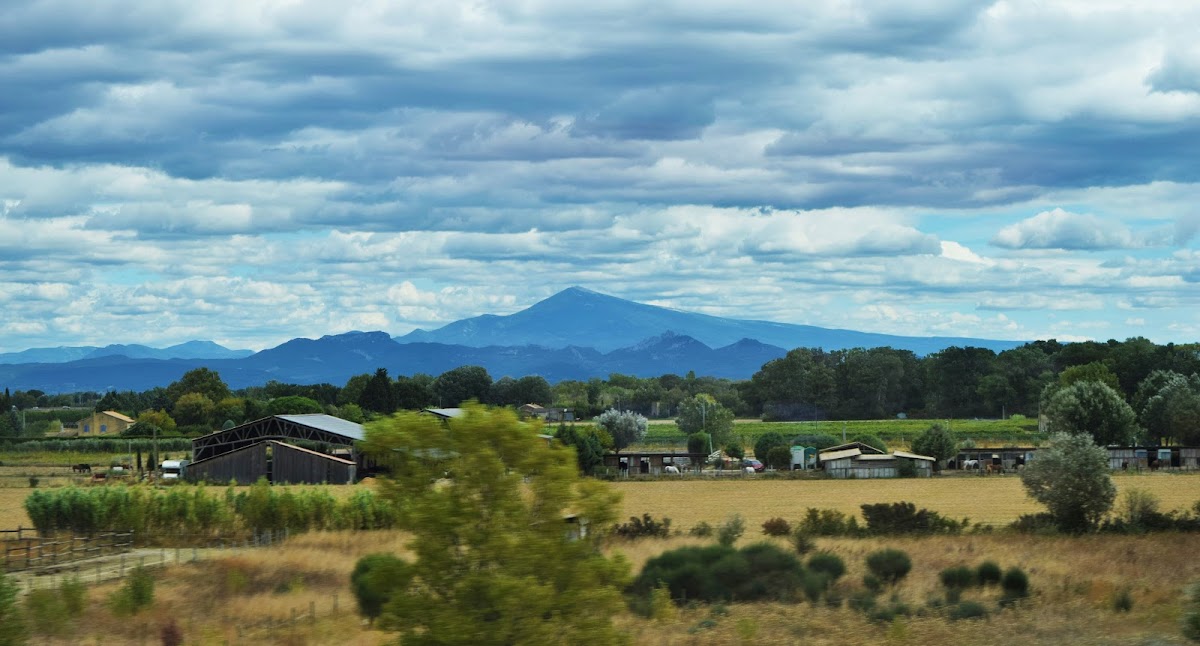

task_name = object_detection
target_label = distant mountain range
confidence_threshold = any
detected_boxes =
[0,287,1025,393]
[398,287,1020,355]
[0,340,253,365]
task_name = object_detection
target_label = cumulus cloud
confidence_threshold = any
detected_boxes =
[991,208,1151,250]
[1,0,1199,351]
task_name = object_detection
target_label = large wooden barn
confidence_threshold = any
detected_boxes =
[187,414,365,485]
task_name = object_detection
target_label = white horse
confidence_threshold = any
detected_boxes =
[664,465,681,475]
[744,466,755,475]
[962,459,980,470]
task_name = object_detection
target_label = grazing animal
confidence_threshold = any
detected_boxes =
[962,459,979,470]
[72,463,91,473]
[987,463,1002,475]
[744,466,755,475]
[664,465,681,475]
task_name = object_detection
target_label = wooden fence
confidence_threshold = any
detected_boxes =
[2,526,133,572]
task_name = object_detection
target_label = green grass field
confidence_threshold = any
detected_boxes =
[639,417,1044,450]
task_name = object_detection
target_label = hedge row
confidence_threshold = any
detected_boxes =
[23,480,397,538]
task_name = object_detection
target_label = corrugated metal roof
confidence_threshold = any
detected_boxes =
[422,408,464,419]
[275,414,364,440]
[856,454,896,461]
[892,450,935,461]
[819,447,862,461]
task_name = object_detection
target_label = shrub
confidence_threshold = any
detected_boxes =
[628,543,806,606]
[717,514,745,547]
[761,517,791,537]
[27,476,38,488]
[860,502,965,535]
[1010,513,1058,534]
[724,444,744,460]
[797,508,860,537]
[865,549,912,585]
[753,433,788,467]
[1113,587,1133,613]
[615,514,672,540]
[976,561,1002,586]
[765,446,793,471]
[161,619,184,646]
[790,531,816,555]
[59,576,85,618]
[23,589,67,636]
[862,573,883,594]
[939,565,976,590]
[949,600,989,621]
[688,521,713,537]
[807,552,846,583]
[111,566,155,616]
[1000,567,1030,603]
[0,573,28,645]
[351,553,410,625]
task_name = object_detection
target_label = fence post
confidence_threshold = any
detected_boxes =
[120,554,125,577]
[309,600,316,624]
[97,561,102,583]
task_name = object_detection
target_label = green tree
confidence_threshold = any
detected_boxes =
[1042,381,1140,446]
[165,368,231,408]
[753,432,788,464]
[1020,432,1116,533]
[395,374,435,411]
[557,424,609,475]
[594,409,647,454]
[910,423,958,472]
[362,405,630,645]
[172,393,215,427]
[126,410,177,437]
[359,368,397,414]
[675,394,734,448]
[265,396,324,416]
[1137,372,1200,445]
[431,365,493,408]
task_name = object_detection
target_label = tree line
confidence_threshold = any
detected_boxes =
[3,336,1199,445]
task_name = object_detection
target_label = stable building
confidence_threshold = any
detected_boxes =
[819,447,935,479]
[188,414,365,484]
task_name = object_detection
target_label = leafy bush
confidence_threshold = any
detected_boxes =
[939,565,976,590]
[615,514,672,540]
[862,573,883,594]
[765,446,793,471]
[1113,587,1133,613]
[1001,567,1030,603]
[628,543,806,607]
[717,514,745,547]
[1010,513,1059,534]
[351,553,410,625]
[807,552,846,583]
[976,561,1002,586]
[111,566,154,616]
[790,531,816,555]
[761,517,791,537]
[860,502,966,535]
[796,508,860,537]
[865,549,912,585]
[949,600,989,621]
[753,433,788,467]
[688,521,713,537]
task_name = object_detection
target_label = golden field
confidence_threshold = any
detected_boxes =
[613,472,1200,529]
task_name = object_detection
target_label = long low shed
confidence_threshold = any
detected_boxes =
[187,440,355,485]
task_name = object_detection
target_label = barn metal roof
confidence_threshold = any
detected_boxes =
[819,448,862,461]
[276,414,365,440]
[422,408,464,419]
[892,450,935,461]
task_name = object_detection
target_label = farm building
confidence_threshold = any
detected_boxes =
[602,451,709,475]
[819,448,935,479]
[78,410,135,436]
[421,407,464,421]
[188,414,364,484]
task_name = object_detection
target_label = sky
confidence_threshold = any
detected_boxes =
[2,0,1199,353]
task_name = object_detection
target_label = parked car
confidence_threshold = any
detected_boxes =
[742,458,765,472]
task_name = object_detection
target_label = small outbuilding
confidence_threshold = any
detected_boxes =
[819,448,934,479]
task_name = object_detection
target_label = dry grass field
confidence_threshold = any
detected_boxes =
[612,472,1200,530]
[27,530,1200,645]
